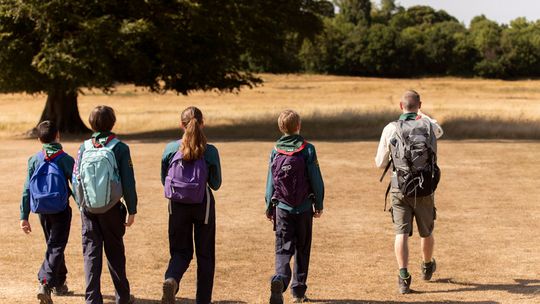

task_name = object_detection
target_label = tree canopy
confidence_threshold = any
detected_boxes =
[0,0,332,133]
[294,0,540,79]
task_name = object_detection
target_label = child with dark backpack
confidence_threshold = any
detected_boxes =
[160,106,221,304]
[72,106,137,304]
[20,120,74,304]
[265,110,324,304]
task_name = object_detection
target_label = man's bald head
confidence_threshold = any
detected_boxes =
[401,90,421,112]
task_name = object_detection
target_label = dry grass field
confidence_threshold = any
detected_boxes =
[1,75,539,303]
[1,74,540,139]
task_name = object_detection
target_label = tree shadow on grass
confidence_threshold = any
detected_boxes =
[66,294,246,304]
[117,112,540,143]
[425,278,540,296]
[119,110,398,143]
[309,300,498,304]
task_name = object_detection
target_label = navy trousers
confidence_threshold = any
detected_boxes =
[81,203,130,304]
[38,205,72,288]
[272,207,313,298]
[165,192,216,304]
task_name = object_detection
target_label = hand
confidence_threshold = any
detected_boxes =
[20,220,31,234]
[314,210,323,218]
[125,214,135,227]
[265,209,274,222]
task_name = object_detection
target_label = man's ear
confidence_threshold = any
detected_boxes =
[399,102,404,110]
[418,101,422,109]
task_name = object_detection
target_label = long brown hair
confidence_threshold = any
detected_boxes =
[180,106,207,161]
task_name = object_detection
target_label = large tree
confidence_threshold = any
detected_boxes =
[0,0,330,134]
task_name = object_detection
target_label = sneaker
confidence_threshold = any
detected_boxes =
[52,283,70,296]
[269,279,284,304]
[421,258,437,281]
[398,274,412,294]
[292,295,309,303]
[161,278,177,304]
[37,283,53,304]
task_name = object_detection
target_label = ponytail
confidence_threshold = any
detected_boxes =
[180,107,207,161]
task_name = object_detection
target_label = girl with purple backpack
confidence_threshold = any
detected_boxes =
[160,106,222,304]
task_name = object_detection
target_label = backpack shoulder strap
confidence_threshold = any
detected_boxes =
[84,139,94,150]
[36,151,45,162]
[105,137,120,149]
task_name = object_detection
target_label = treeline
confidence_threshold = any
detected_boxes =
[252,0,540,78]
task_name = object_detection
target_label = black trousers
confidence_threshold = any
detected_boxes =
[272,207,313,298]
[81,203,130,304]
[38,205,72,288]
[165,191,216,304]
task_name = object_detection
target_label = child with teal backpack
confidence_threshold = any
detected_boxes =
[72,105,137,304]
[20,120,74,304]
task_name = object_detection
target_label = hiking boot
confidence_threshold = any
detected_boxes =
[292,295,309,303]
[161,278,177,304]
[37,283,53,304]
[422,258,437,281]
[269,279,284,304]
[398,274,412,294]
[52,283,70,296]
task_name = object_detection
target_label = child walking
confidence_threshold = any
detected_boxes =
[20,120,74,304]
[160,106,221,304]
[265,110,325,304]
[73,105,137,304]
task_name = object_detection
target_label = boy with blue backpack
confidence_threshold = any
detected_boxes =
[265,110,324,304]
[72,105,137,304]
[20,120,74,304]
[160,106,221,304]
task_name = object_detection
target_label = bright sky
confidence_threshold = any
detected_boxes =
[396,0,540,25]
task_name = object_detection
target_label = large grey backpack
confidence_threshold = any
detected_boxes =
[381,118,440,208]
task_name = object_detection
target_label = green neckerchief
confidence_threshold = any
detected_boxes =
[92,131,114,145]
[399,112,418,121]
[275,134,305,152]
[42,142,62,158]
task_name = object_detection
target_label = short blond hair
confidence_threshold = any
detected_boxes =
[401,90,421,111]
[278,109,301,135]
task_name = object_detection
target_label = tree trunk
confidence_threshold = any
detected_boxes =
[32,87,91,136]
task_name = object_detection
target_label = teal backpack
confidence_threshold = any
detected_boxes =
[74,137,123,213]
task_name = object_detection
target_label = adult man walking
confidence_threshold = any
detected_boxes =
[375,90,443,294]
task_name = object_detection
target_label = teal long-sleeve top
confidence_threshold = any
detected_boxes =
[74,132,138,215]
[265,134,325,214]
[20,143,75,220]
[161,141,222,191]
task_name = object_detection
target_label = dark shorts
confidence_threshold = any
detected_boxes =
[390,191,436,237]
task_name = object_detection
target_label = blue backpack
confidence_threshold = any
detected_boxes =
[29,151,69,214]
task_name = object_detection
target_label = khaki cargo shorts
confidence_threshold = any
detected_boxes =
[389,191,436,237]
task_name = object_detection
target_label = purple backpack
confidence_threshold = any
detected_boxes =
[271,142,310,207]
[164,148,208,204]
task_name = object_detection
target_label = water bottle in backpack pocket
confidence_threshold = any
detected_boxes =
[29,151,69,214]
[164,150,208,204]
[74,138,123,214]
